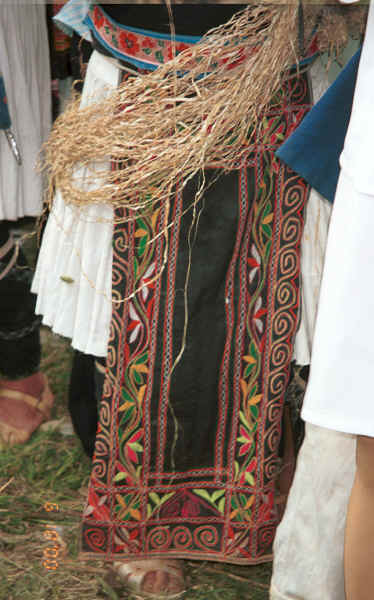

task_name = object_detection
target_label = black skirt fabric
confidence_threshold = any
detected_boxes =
[81,68,312,563]
[0,222,41,379]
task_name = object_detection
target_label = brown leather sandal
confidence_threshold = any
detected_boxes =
[112,559,186,599]
[0,373,54,446]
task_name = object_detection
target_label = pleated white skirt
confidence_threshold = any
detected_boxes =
[0,2,51,220]
[32,52,119,357]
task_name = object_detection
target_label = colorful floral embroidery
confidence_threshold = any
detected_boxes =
[82,57,312,565]
[93,5,105,29]
[119,32,140,56]
[88,5,318,74]
[141,37,157,55]
[87,5,197,68]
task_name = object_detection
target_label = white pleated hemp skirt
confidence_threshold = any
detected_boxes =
[32,51,120,357]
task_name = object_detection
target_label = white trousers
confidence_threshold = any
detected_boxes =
[271,424,355,600]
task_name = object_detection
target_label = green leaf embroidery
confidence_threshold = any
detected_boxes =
[231,496,238,510]
[134,257,139,280]
[218,497,226,514]
[138,236,147,258]
[193,489,211,503]
[265,240,272,260]
[250,342,257,360]
[133,370,142,385]
[244,363,254,378]
[158,492,174,506]
[120,407,134,426]
[211,490,225,503]
[262,223,273,238]
[238,436,250,444]
[239,411,250,428]
[121,389,134,403]
[249,384,257,399]
[155,50,164,63]
[245,472,255,486]
[128,442,143,453]
[149,492,161,505]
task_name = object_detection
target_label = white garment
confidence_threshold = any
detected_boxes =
[302,171,374,436]
[0,2,51,220]
[301,0,374,436]
[293,58,333,366]
[32,52,118,357]
[340,0,374,195]
[293,191,332,365]
[270,424,356,600]
[271,7,373,600]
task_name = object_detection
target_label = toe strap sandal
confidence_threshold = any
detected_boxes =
[0,374,54,446]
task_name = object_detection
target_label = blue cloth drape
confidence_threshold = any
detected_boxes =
[276,49,361,203]
[0,76,11,130]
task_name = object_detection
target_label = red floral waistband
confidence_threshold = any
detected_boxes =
[86,5,199,71]
[85,4,318,74]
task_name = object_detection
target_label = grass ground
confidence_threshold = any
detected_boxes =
[0,223,272,600]
[0,329,272,600]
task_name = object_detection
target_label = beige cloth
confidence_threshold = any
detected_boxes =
[270,424,355,600]
[293,58,332,366]
[0,1,51,220]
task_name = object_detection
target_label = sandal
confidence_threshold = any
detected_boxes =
[0,373,54,446]
[112,559,186,599]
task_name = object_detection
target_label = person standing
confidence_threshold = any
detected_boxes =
[34,3,318,596]
[271,1,374,599]
[0,2,53,446]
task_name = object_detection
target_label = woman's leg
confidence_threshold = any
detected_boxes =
[68,351,105,458]
[0,222,41,378]
[0,221,53,445]
[344,435,374,600]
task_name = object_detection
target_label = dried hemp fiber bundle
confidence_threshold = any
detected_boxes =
[42,1,367,218]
